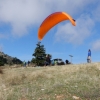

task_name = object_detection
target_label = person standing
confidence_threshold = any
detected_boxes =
[87,49,91,63]
[23,60,26,67]
[88,49,91,57]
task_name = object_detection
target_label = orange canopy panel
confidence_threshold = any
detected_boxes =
[38,12,76,40]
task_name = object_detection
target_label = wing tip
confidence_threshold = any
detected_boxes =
[72,19,76,26]
[73,19,76,22]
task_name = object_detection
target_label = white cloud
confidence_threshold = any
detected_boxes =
[92,39,100,51]
[92,3,100,22]
[0,0,98,37]
[55,14,94,45]
[0,33,9,39]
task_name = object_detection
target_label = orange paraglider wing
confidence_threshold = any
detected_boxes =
[38,12,76,40]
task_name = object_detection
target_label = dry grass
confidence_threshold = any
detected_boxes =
[0,62,100,100]
[0,68,3,74]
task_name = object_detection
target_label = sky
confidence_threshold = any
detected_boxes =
[0,0,100,64]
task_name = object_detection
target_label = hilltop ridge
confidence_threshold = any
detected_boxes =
[0,52,22,66]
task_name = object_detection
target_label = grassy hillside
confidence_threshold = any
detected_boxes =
[0,63,100,100]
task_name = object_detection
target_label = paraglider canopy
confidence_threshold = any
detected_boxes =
[38,12,76,40]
